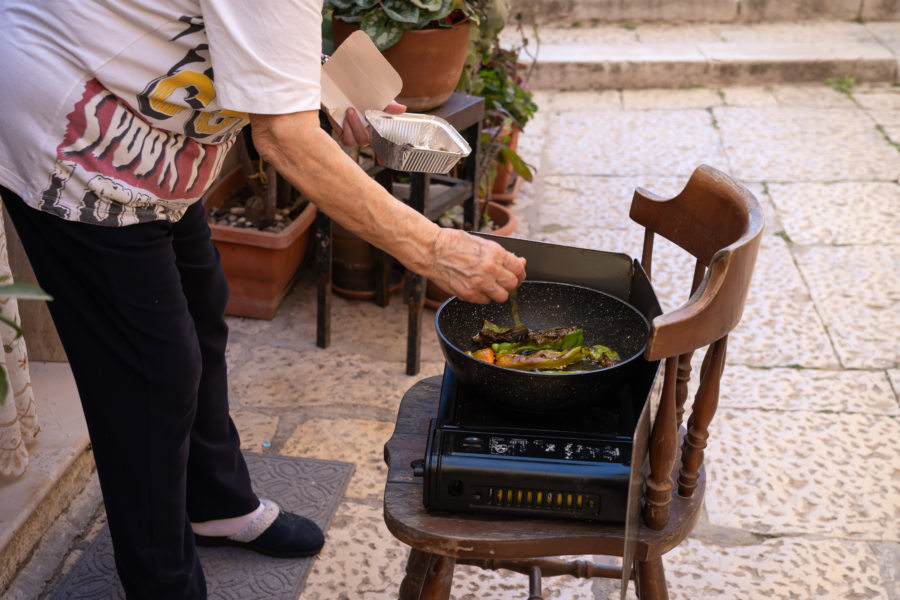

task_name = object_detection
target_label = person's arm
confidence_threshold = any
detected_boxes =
[248,109,526,304]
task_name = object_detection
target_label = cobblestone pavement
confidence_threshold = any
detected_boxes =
[8,81,900,599]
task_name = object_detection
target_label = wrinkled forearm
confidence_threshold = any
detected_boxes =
[248,110,440,276]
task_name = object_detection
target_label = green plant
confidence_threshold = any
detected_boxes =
[0,276,51,404]
[453,7,539,201]
[471,59,537,130]
[467,48,538,198]
[825,76,856,96]
[324,0,477,50]
[478,121,533,194]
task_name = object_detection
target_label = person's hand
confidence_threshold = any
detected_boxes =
[427,229,527,304]
[332,101,406,146]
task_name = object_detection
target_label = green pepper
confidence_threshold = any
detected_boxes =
[495,346,585,371]
[473,320,528,345]
[583,344,621,367]
[481,320,509,334]
[491,328,584,354]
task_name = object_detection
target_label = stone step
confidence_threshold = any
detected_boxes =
[501,21,900,90]
[0,362,91,595]
[508,0,900,26]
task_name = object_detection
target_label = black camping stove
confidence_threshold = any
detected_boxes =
[421,362,656,523]
[418,234,663,523]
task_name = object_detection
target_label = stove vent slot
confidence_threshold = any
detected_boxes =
[485,487,596,512]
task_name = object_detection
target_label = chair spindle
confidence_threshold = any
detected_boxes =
[678,336,728,498]
[643,355,679,530]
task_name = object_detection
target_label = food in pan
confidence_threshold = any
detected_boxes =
[467,320,621,372]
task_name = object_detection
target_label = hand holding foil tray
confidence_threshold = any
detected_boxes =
[366,110,471,174]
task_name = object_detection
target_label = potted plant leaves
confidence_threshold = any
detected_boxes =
[472,48,538,203]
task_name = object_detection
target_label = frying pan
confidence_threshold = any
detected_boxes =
[435,281,650,412]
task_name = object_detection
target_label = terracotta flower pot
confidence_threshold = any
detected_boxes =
[425,201,518,309]
[201,166,316,319]
[332,19,471,112]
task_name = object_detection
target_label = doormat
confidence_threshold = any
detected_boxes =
[47,453,354,600]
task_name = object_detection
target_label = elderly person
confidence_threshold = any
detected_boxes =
[0,1,526,597]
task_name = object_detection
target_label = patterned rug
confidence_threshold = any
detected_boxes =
[47,453,354,599]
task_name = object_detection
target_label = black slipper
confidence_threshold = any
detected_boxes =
[195,508,325,558]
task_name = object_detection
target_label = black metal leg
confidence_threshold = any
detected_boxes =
[404,173,431,375]
[374,167,394,307]
[461,120,482,230]
[315,211,332,349]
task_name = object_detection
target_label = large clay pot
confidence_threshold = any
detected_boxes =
[202,166,316,319]
[332,19,471,112]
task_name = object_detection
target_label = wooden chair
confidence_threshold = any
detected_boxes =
[381,164,764,599]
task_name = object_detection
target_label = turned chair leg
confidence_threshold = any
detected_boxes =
[634,558,669,600]
[399,549,456,600]
[634,557,669,600]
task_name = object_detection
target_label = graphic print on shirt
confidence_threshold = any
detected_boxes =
[137,16,247,142]
[39,16,247,226]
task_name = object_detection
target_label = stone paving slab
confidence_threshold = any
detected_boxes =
[769,181,900,245]
[715,106,900,181]
[282,417,396,502]
[653,537,894,600]
[621,87,725,109]
[541,109,729,177]
[705,408,900,539]
[720,365,900,414]
[302,501,409,599]
[889,369,900,397]
[793,244,900,369]
[770,84,860,108]
[732,234,841,369]
[229,343,443,411]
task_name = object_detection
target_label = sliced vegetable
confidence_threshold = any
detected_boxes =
[527,326,581,347]
[495,347,584,371]
[468,347,495,364]
[583,344,621,367]
[491,328,584,354]
[473,320,528,345]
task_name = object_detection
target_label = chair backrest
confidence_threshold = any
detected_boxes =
[631,164,764,361]
[629,165,764,530]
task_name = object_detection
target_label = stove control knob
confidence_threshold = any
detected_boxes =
[461,436,485,452]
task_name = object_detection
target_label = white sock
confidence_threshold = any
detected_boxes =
[191,499,276,538]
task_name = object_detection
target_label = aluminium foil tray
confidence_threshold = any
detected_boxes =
[366,110,471,174]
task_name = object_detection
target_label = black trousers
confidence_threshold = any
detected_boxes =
[2,189,258,599]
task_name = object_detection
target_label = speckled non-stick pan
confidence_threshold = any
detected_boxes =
[435,280,650,412]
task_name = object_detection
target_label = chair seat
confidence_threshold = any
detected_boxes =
[383,376,705,563]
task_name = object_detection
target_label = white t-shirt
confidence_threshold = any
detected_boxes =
[0,0,323,226]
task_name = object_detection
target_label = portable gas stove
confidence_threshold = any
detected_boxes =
[421,362,658,522]
[418,236,663,523]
